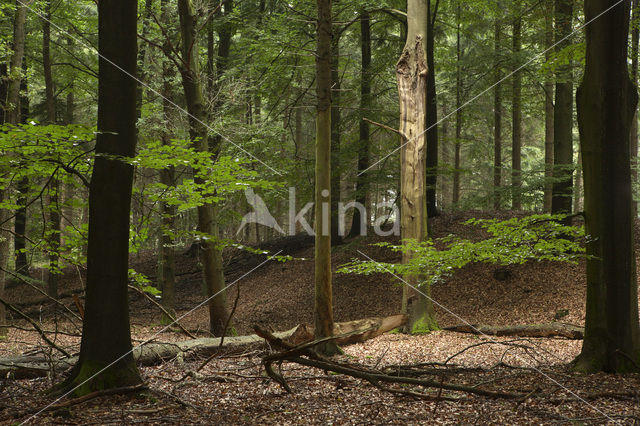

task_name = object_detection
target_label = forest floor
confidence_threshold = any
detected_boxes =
[1,211,640,424]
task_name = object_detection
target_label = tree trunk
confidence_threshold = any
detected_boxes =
[551,0,574,217]
[0,0,27,337]
[43,0,60,298]
[159,0,177,323]
[511,4,522,210]
[493,21,502,210]
[314,0,340,356]
[398,0,437,333]
[135,0,154,122]
[8,1,27,279]
[630,0,639,216]
[452,3,462,205]
[543,1,555,213]
[54,0,142,396]
[349,10,371,238]
[425,0,439,218]
[177,0,229,337]
[330,30,342,243]
[574,0,640,373]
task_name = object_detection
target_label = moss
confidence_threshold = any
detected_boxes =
[410,314,439,335]
[51,359,142,397]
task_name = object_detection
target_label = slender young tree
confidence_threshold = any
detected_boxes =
[425,0,439,218]
[511,1,522,210]
[43,0,61,298]
[574,0,640,373]
[177,0,229,336]
[330,25,342,244]
[551,0,574,217]
[55,0,142,395]
[314,0,340,355]
[543,0,555,213]
[493,20,502,210]
[398,0,437,332]
[159,0,177,323]
[349,10,371,237]
[452,2,462,205]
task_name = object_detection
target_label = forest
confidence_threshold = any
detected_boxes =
[0,0,639,423]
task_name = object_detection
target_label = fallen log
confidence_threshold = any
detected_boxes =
[443,322,584,339]
[0,315,405,379]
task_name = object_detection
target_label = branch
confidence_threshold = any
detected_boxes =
[0,296,71,358]
[128,284,196,339]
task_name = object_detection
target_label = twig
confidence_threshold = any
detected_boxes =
[1,267,82,323]
[0,296,70,358]
[363,118,402,137]
[128,284,195,339]
[194,283,241,373]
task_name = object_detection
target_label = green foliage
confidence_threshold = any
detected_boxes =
[337,214,587,287]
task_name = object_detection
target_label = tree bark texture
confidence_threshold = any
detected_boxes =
[177,0,229,337]
[574,0,640,373]
[397,0,437,333]
[56,0,142,396]
[543,0,555,213]
[511,4,522,210]
[314,0,340,355]
[349,11,371,237]
[551,0,574,217]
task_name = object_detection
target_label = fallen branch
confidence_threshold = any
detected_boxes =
[0,315,405,380]
[255,327,525,400]
[443,323,584,340]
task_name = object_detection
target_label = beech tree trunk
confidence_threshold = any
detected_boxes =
[574,0,640,373]
[493,21,502,210]
[159,0,177,323]
[177,0,229,336]
[397,0,437,333]
[349,10,371,237]
[425,0,439,218]
[511,3,522,210]
[631,0,639,216]
[314,0,340,356]
[551,0,574,217]
[452,3,462,205]
[43,0,60,298]
[54,0,142,395]
[543,1,554,213]
[330,30,342,243]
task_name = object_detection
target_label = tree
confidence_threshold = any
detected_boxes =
[493,19,502,210]
[177,0,230,336]
[511,0,522,210]
[43,0,61,298]
[0,0,27,337]
[397,0,437,332]
[349,10,371,237]
[574,0,640,373]
[54,0,142,395]
[551,0,573,217]
[543,0,554,213]
[425,0,439,218]
[314,0,340,356]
